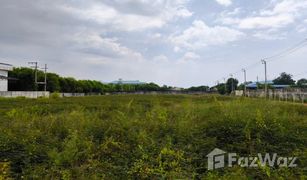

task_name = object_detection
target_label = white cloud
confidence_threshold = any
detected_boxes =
[238,14,294,29]
[169,20,244,50]
[253,31,286,40]
[178,52,200,63]
[61,0,192,31]
[296,25,307,33]
[239,0,307,29]
[215,0,232,7]
[260,0,307,16]
[227,8,241,16]
[72,32,143,62]
[153,55,169,63]
[216,8,242,25]
[219,0,307,30]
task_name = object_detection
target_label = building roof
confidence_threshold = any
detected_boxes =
[246,81,290,89]
[0,63,13,71]
[0,63,12,66]
[110,79,146,85]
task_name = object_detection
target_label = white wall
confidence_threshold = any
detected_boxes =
[0,70,8,91]
[0,91,49,98]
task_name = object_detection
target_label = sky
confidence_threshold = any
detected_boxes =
[0,0,307,87]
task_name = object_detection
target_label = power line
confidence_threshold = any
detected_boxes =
[263,39,307,62]
[293,71,307,78]
[213,38,307,86]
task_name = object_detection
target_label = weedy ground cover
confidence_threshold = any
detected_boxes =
[0,95,306,179]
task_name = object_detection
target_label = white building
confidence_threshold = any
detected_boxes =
[0,63,13,91]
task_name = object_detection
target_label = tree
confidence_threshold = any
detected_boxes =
[273,72,295,85]
[216,83,226,94]
[226,78,239,94]
[8,67,36,91]
[297,78,307,87]
[9,67,203,93]
[46,73,61,92]
[187,86,209,92]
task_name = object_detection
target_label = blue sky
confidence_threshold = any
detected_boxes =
[0,0,307,87]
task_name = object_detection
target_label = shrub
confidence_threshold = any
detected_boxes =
[50,92,61,99]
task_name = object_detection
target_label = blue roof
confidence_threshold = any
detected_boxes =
[246,81,290,88]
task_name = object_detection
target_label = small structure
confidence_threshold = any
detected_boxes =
[110,78,146,85]
[0,63,13,91]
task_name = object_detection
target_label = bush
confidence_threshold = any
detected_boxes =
[0,95,306,179]
[50,92,61,99]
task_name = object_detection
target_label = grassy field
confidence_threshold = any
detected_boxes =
[0,95,306,179]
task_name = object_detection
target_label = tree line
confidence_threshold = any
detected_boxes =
[8,67,210,93]
[8,68,306,94]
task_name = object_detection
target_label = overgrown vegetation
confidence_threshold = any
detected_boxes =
[0,95,306,179]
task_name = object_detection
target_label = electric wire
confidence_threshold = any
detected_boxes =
[213,38,307,86]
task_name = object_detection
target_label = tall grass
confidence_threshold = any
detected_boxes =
[0,95,306,179]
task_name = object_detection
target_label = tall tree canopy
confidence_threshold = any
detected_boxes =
[226,78,239,93]
[297,78,307,87]
[273,72,295,85]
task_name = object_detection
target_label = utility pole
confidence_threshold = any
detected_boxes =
[230,74,234,94]
[42,64,48,92]
[261,59,268,98]
[255,76,258,90]
[28,61,38,91]
[28,62,48,94]
[242,69,247,96]
[37,64,48,95]
[223,77,227,92]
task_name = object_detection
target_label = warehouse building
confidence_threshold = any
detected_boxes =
[0,63,13,91]
[110,78,146,85]
[246,81,290,89]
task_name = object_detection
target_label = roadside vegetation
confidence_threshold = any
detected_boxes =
[0,95,306,179]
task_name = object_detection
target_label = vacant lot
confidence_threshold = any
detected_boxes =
[0,95,306,179]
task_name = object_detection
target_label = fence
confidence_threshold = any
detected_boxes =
[59,93,86,97]
[237,89,307,103]
[0,91,214,99]
[105,91,213,95]
[0,91,49,98]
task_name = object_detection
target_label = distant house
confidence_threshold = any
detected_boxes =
[0,63,13,91]
[246,80,290,89]
[110,78,146,85]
